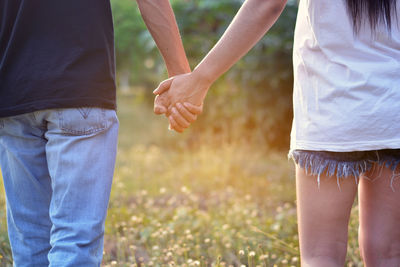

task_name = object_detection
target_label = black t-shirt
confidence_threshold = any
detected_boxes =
[0,0,116,117]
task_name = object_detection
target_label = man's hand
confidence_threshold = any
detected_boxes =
[154,93,168,115]
[153,72,209,133]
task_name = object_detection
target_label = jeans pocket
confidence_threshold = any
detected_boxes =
[58,107,108,135]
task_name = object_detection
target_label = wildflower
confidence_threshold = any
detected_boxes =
[204,238,211,243]
[284,202,291,209]
[239,250,245,256]
[130,216,140,223]
[271,223,280,231]
[160,187,167,194]
[249,251,256,257]
[181,186,189,193]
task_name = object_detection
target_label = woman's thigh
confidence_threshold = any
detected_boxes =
[359,163,400,264]
[296,166,358,266]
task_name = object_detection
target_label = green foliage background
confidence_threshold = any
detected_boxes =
[111,0,298,150]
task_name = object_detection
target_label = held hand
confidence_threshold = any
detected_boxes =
[153,72,210,132]
[153,78,173,115]
[168,102,203,132]
[154,93,169,115]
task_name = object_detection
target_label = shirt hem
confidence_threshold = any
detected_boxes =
[290,139,400,152]
[0,97,116,118]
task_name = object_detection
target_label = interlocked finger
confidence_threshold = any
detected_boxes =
[168,115,184,133]
[183,102,203,115]
[171,107,190,128]
[176,103,197,123]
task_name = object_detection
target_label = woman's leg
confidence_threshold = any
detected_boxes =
[296,166,358,267]
[359,163,400,266]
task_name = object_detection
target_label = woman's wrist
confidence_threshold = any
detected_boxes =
[192,64,216,92]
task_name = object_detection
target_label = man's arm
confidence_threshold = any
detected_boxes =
[136,0,190,76]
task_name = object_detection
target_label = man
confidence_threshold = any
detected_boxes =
[0,0,189,265]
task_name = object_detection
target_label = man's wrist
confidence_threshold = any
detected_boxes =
[166,59,191,77]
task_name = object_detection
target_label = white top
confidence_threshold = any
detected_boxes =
[290,0,400,152]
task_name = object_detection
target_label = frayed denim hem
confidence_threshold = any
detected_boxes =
[288,149,400,191]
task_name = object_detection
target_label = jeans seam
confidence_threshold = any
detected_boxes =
[77,107,92,119]
[58,108,108,135]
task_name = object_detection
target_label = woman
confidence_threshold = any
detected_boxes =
[154,0,400,266]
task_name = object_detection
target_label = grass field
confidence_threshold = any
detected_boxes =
[0,95,363,266]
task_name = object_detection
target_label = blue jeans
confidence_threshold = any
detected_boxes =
[0,108,118,266]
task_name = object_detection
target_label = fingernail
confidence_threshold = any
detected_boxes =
[177,103,183,108]
[172,107,177,113]
[168,124,172,131]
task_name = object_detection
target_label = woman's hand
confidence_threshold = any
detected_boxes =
[153,71,211,132]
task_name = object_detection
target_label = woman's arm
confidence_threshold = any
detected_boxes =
[192,0,287,86]
[154,0,288,132]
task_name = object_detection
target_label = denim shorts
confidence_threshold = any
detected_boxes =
[289,149,400,188]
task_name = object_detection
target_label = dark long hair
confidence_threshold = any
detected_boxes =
[346,0,397,32]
